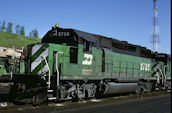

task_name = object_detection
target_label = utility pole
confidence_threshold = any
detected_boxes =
[150,0,161,52]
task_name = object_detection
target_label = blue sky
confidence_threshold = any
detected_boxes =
[0,0,171,54]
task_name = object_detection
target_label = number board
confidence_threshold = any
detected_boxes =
[140,63,151,71]
[53,29,70,37]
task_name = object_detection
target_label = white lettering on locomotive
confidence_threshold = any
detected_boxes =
[53,31,70,37]
[140,63,151,71]
[58,32,70,36]
[82,69,92,75]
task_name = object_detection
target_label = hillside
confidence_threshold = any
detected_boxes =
[0,31,41,49]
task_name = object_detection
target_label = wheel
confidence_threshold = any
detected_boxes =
[9,83,26,101]
[32,94,40,107]
[145,82,152,93]
[32,88,47,106]
[84,90,89,100]
[136,85,142,94]
[71,92,79,102]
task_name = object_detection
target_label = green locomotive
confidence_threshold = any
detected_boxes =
[0,57,25,78]
[0,57,25,102]
[7,25,171,104]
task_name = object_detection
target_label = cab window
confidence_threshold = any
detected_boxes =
[83,40,92,52]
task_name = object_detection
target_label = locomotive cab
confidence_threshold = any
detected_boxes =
[39,25,98,77]
[42,25,79,64]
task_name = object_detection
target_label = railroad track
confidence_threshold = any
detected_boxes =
[0,90,170,112]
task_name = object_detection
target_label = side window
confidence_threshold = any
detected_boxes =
[83,40,92,52]
[70,47,78,64]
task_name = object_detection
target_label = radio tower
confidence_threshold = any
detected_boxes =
[150,0,161,52]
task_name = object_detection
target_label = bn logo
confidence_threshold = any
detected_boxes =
[82,54,93,65]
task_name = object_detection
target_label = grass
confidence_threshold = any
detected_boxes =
[0,31,41,49]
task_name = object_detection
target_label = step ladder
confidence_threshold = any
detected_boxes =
[47,52,63,100]
[41,56,57,100]
[42,52,63,101]
[47,89,57,100]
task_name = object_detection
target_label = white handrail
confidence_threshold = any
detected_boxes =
[158,66,167,85]
[154,67,161,84]
[56,52,63,87]
[163,66,167,83]
[41,56,51,89]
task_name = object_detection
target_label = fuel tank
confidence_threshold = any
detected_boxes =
[103,82,138,95]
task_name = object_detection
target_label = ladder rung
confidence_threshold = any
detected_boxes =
[47,82,50,84]
[48,90,53,92]
[48,97,57,100]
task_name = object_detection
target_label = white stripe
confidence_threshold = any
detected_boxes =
[32,45,42,56]
[38,65,49,75]
[31,48,49,72]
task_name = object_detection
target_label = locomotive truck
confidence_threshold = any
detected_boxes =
[1,25,171,105]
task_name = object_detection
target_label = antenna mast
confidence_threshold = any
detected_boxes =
[150,0,161,52]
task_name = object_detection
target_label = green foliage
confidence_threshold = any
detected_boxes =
[0,20,39,38]
[29,29,39,38]
[0,22,1,31]
[15,25,20,35]
[6,22,13,33]
[0,31,41,49]
[0,21,6,32]
[20,25,25,36]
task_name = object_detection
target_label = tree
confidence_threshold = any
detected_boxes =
[29,31,32,37]
[15,25,20,35]
[6,22,13,33]
[0,21,6,32]
[33,29,38,38]
[20,25,25,35]
[29,30,33,37]
[0,22,1,31]
[29,29,39,38]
